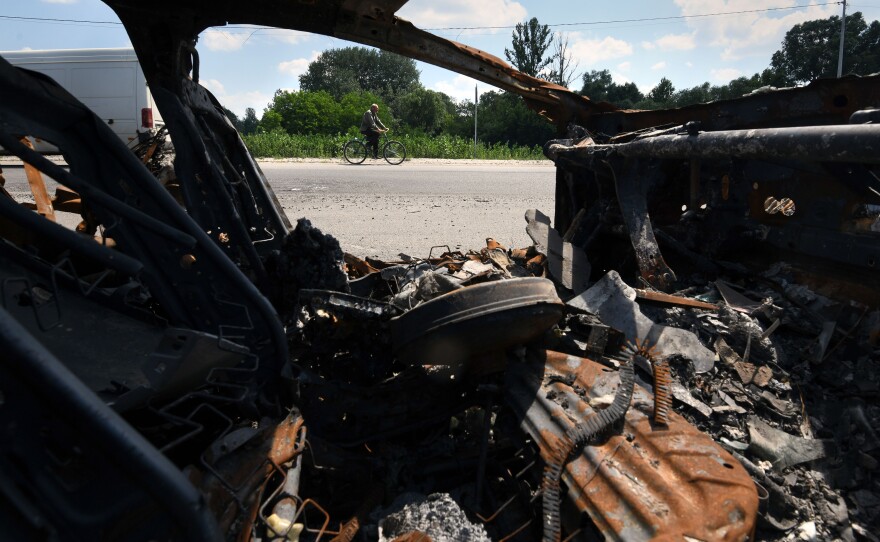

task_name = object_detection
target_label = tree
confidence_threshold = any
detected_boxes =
[298,47,420,102]
[223,107,242,131]
[769,12,880,85]
[647,77,675,104]
[445,99,477,140]
[852,19,880,76]
[266,90,340,134]
[261,89,388,135]
[713,74,765,101]
[474,91,554,147]
[240,108,259,135]
[393,88,454,134]
[259,110,283,133]
[339,90,388,133]
[578,70,644,108]
[671,82,712,107]
[505,18,554,78]
[579,70,614,101]
[547,32,579,88]
[607,83,644,109]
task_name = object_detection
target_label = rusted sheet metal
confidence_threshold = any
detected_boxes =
[553,124,880,164]
[507,350,758,541]
[331,14,613,129]
[269,414,306,466]
[549,122,880,302]
[106,0,614,132]
[635,289,719,311]
[20,137,56,221]
[194,414,306,534]
[343,252,380,278]
[584,75,880,136]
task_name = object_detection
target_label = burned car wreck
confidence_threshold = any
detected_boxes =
[1,1,878,541]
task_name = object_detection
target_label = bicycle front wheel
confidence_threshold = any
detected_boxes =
[343,140,367,164]
[383,140,406,165]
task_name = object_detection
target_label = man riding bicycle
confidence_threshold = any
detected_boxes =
[360,103,387,159]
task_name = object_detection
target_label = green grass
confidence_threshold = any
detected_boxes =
[242,131,545,160]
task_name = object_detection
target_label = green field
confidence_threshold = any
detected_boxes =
[242,131,545,160]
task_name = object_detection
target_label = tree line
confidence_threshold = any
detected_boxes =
[579,11,879,110]
[224,11,880,148]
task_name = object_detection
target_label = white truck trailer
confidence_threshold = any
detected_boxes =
[0,48,162,151]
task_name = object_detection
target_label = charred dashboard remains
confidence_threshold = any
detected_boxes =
[0,1,878,541]
[548,76,880,300]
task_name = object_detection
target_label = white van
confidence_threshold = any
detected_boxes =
[0,48,163,151]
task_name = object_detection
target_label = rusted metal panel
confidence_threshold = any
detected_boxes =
[507,350,758,541]
[585,76,880,136]
[105,0,615,132]
[634,289,719,311]
[20,137,56,222]
[548,120,880,299]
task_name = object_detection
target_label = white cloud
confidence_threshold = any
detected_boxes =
[201,30,251,52]
[651,61,667,71]
[270,30,309,45]
[673,0,839,60]
[200,79,270,116]
[641,41,656,51]
[278,51,321,77]
[569,35,633,66]
[278,59,310,76]
[636,82,654,95]
[201,79,226,95]
[432,74,491,102]
[396,0,527,33]
[652,32,697,51]
[200,27,310,52]
[617,61,632,72]
[221,90,272,117]
[686,61,694,68]
[711,67,742,81]
[610,72,632,84]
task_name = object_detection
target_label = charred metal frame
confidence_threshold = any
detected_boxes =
[2,0,878,540]
[546,76,880,294]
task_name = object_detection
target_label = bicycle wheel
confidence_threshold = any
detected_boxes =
[343,140,367,164]
[383,140,406,165]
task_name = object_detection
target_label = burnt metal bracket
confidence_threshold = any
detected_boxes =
[610,158,676,291]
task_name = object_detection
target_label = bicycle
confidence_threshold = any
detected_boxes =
[343,133,406,165]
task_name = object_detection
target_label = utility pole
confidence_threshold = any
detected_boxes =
[837,0,847,77]
[473,84,478,159]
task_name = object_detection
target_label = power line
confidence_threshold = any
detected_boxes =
[0,15,119,25]
[0,2,845,32]
[422,2,843,30]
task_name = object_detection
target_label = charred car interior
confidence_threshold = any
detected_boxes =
[1,1,878,541]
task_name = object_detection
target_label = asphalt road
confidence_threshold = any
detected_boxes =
[262,160,556,259]
[2,159,557,260]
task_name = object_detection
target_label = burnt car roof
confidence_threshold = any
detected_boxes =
[1,1,878,541]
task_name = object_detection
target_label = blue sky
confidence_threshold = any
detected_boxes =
[2,1,877,116]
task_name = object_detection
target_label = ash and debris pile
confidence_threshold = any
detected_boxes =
[530,214,879,540]
[276,205,879,542]
[377,493,491,542]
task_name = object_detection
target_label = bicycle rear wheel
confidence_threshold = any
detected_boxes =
[343,140,367,164]
[383,140,406,165]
